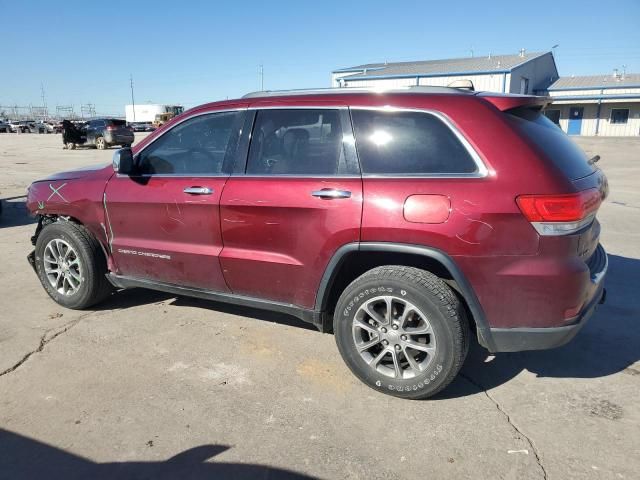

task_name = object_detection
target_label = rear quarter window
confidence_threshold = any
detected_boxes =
[507,108,595,180]
[351,109,479,175]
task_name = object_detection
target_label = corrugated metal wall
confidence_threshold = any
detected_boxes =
[550,103,640,136]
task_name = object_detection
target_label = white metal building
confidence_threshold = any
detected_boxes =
[545,73,640,136]
[332,50,559,95]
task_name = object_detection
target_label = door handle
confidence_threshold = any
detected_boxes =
[311,189,352,199]
[183,186,213,195]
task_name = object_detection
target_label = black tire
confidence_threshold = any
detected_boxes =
[34,221,113,309]
[334,266,469,400]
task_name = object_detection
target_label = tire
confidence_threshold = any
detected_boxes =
[95,136,106,150]
[334,266,469,400]
[122,144,131,148]
[34,221,113,309]
[68,143,76,150]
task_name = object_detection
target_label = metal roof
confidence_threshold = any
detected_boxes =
[548,73,640,90]
[242,85,475,99]
[333,51,550,79]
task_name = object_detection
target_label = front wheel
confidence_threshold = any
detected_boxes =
[34,221,113,309]
[334,266,469,399]
[95,136,106,150]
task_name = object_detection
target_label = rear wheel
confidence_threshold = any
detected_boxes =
[95,136,106,150]
[334,266,469,399]
[34,221,113,309]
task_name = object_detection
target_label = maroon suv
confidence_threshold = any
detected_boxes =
[26,86,608,399]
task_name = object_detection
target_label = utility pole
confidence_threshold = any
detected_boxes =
[130,74,136,121]
[40,83,47,120]
[258,64,264,91]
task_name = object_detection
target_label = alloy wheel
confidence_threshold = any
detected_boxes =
[352,296,437,379]
[43,238,82,296]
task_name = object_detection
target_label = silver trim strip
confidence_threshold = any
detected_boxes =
[242,86,473,98]
[591,247,608,285]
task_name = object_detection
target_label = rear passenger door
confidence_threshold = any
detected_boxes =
[219,107,362,309]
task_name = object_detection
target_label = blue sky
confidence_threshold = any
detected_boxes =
[2,0,639,115]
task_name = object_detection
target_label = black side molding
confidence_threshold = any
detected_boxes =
[107,274,322,329]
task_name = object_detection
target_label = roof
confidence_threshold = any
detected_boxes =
[548,73,640,90]
[333,51,550,80]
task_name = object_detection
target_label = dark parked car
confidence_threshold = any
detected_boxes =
[0,121,11,133]
[84,118,134,149]
[25,86,608,399]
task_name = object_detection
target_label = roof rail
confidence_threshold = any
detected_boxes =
[241,85,475,99]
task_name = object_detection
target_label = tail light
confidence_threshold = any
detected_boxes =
[516,188,602,236]
[106,125,116,131]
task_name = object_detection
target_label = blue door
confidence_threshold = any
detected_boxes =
[568,107,583,135]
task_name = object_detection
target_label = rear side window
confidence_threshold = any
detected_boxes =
[108,119,126,127]
[507,108,595,180]
[351,109,478,175]
[247,109,346,175]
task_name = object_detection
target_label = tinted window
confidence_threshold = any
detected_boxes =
[247,109,345,175]
[107,119,126,127]
[507,108,594,180]
[138,111,243,175]
[351,109,478,175]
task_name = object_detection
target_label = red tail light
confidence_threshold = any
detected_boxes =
[516,189,602,235]
[106,125,116,131]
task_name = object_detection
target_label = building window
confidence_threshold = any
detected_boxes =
[544,109,561,126]
[610,108,629,124]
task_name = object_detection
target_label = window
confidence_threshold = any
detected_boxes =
[544,109,561,126]
[610,108,629,124]
[507,108,594,180]
[351,109,478,175]
[137,111,243,175]
[247,109,346,175]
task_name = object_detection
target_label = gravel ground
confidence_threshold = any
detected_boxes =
[0,132,638,479]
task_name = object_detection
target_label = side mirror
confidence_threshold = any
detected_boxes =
[113,147,134,174]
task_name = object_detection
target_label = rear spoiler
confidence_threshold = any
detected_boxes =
[476,93,552,112]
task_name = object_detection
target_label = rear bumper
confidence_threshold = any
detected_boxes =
[104,132,134,144]
[487,244,608,352]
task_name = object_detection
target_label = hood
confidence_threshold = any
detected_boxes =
[36,163,112,182]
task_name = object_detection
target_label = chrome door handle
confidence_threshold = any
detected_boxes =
[183,186,213,195]
[311,189,352,199]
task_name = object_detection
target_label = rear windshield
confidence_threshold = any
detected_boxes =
[107,119,126,127]
[507,108,595,180]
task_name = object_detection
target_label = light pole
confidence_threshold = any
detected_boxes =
[130,74,136,122]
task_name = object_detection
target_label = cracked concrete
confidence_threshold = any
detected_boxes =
[460,373,548,480]
[1,135,639,479]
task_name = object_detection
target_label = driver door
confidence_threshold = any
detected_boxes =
[104,109,246,291]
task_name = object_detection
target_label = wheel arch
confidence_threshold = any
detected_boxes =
[316,242,496,351]
[30,214,111,271]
